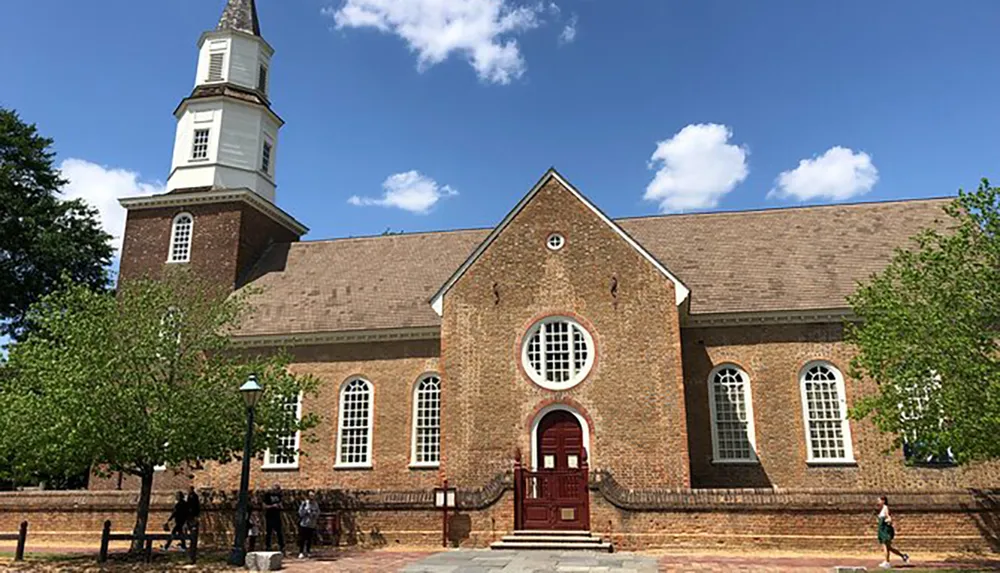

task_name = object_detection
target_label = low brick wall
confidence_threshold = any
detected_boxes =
[0,485,997,554]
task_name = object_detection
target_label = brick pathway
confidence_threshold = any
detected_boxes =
[280,549,1000,572]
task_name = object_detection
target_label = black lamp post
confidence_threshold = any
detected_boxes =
[227,374,262,566]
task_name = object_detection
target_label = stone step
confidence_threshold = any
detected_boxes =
[511,530,592,536]
[490,540,614,552]
[500,534,603,543]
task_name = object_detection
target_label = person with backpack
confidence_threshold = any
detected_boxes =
[297,491,320,559]
[877,495,910,569]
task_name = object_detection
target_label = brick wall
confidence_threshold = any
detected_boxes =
[441,177,689,491]
[118,199,299,289]
[197,340,443,492]
[2,487,995,554]
[682,324,1000,490]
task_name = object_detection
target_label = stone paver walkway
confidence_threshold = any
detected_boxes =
[402,549,658,572]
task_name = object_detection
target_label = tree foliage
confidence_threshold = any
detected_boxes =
[0,108,112,340]
[847,180,1000,464]
[0,272,320,545]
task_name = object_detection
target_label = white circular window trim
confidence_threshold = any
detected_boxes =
[546,233,565,251]
[521,316,596,391]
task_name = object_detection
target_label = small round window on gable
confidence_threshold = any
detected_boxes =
[522,317,595,391]
[546,233,565,251]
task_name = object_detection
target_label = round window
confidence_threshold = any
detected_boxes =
[546,233,565,251]
[521,317,595,390]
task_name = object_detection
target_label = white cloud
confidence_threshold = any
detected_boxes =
[323,0,544,84]
[559,15,577,44]
[769,146,878,202]
[59,159,163,253]
[644,123,749,213]
[348,171,457,214]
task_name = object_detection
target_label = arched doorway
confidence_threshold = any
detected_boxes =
[517,409,590,530]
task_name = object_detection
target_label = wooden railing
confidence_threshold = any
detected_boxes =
[0,521,28,561]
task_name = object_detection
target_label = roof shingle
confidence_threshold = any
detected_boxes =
[233,198,951,337]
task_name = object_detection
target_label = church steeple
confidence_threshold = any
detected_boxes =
[217,0,261,37]
[165,0,282,203]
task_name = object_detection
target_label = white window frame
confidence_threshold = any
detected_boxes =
[410,374,442,468]
[262,392,302,470]
[799,361,855,464]
[335,377,374,469]
[521,316,595,391]
[190,128,211,161]
[707,364,758,464]
[167,213,194,264]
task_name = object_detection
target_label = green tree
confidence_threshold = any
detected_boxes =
[0,108,113,340]
[847,180,1000,464]
[0,272,320,550]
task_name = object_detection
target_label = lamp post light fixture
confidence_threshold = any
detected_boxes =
[227,374,262,566]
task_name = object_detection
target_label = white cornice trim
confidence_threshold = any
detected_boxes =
[683,308,856,327]
[429,168,691,316]
[230,326,441,348]
[119,189,308,237]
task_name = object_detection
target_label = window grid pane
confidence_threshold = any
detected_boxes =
[712,367,754,461]
[191,129,210,160]
[804,365,848,460]
[169,215,193,262]
[267,394,300,466]
[339,379,371,465]
[414,376,441,464]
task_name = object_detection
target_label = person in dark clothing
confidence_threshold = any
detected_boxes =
[262,483,285,553]
[185,486,201,534]
[163,491,189,550]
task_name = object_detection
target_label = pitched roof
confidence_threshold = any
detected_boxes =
[217,0,261,37]
[232,197,952,338]
[430,169,690,314]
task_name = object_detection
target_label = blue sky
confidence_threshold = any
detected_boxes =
[1,0,998,246]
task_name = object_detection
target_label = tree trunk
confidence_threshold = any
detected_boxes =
[130,469,154,553]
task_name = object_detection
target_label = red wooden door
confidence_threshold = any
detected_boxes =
[521,411,589,530]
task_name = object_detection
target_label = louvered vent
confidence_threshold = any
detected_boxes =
[208,53,225,82]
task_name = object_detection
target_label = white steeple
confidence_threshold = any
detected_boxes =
[166,0,282,203]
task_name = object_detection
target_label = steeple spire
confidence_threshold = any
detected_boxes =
[217,0,261,37]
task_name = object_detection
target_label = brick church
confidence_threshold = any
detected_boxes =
[101,0,999,551]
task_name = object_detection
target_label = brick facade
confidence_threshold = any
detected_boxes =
[70,173,999,553]
[440,177,688,490]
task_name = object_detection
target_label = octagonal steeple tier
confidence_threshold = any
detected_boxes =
[166,0,281,203]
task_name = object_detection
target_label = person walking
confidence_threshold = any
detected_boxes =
[877,495,910,569]
[297,491,321,559]
[163,491,189,551]
[185,486,201,536]
[262,483,285,554]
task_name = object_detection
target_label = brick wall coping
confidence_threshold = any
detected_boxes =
[591,471,998,513]
[2,473,994,514]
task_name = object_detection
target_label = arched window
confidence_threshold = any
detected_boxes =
[411,375,441,467]
[708,365,757,462]
[800,362,855,463]
[522,317,595,391]
[264,393,301,469]
[167,213,194,263]
[336,378,373,468]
